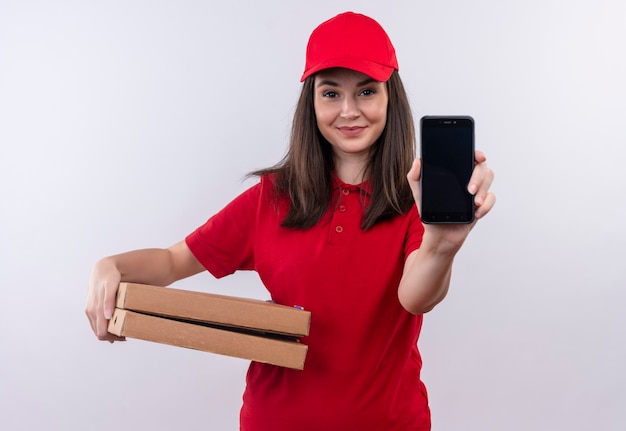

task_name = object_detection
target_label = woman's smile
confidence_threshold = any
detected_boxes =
[337,125,367,137]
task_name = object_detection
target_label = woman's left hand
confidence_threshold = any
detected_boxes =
[406,150,496,252]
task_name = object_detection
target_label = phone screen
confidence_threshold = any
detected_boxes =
[420,116,475,224]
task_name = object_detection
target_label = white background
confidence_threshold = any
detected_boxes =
[1,0,624,429]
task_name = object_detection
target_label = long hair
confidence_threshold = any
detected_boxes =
[250,70,415,231]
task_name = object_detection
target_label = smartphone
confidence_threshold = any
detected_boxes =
[420,116,475,224]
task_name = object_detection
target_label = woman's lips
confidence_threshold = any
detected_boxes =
[337,126,366,137]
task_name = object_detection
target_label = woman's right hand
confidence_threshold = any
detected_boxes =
[85,242,206,342]
[85,257,126,342]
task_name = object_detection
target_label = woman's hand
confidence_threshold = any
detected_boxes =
[85,242,206,342]
[406,150,496,253]
[85,258,126,343]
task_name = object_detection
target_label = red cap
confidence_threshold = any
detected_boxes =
[300,12,399,82]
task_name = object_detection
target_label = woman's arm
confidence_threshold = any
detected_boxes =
[397,230,461,314]
[399,152,495,314]
[85,240,205,342]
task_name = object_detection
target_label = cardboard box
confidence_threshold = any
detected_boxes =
[107,283,310,369]
[108,308,308,370]
[115,282,310,337]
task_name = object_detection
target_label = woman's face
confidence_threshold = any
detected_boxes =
[313,68,388,162]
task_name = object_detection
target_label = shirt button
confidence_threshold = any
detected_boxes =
[342,188,349,196]
[335,225,343,233]
[339,205,346,212]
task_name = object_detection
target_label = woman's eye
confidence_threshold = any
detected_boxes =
[360,88,376,96]
[322,90,338,98]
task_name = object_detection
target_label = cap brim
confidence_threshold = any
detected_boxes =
[300,59,395,82]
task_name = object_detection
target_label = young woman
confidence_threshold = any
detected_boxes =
[86,12,495,430]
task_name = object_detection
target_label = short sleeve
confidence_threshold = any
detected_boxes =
[185,181,262,278]
[404,205,425,259]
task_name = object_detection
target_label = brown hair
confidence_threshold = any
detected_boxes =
[250,70,415,231]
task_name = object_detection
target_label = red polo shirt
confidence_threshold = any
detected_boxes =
[186,174,430,430]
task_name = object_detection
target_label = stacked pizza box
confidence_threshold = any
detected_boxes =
[108,283,310,370]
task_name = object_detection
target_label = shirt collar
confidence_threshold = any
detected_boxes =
[332,173,372,196]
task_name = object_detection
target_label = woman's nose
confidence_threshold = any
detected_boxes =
[340,96,360,120]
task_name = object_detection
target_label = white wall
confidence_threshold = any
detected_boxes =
[1,0,624,429]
